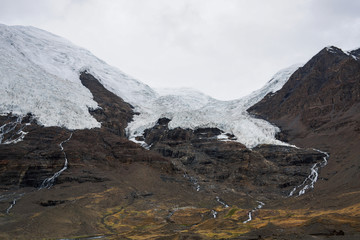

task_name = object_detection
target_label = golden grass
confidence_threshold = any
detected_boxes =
[97,201,360,239]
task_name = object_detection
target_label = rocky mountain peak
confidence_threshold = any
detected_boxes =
[249,45,360,131]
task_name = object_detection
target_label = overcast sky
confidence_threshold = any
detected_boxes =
[1,0,359,100]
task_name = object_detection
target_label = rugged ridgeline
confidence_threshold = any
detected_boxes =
[0,24,359,239]
[249,46,360,195]
[249,46,360,236]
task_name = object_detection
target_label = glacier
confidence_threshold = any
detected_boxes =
[0,24,301,148]
[127,64,301,148]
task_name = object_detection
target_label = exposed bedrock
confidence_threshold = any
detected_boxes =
[142,117,326,197]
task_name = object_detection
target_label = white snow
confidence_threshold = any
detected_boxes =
[128,136,152,150]
[326,46,339,54]
[345,51,359,61]
[0,24,155,130]
[128,64,301,148]
[0,24,301,148]
[326,46,359,61]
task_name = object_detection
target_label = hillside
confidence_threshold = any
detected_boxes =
[0,24,359,239]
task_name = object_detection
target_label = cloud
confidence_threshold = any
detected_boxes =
[0,0,359,100]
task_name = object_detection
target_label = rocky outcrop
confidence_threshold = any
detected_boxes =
[142,118,326,197]
[79,72,134,137]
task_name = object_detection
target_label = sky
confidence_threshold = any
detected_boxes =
[1,0,360,100]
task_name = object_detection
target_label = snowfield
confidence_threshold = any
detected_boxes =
[0,24,301,148]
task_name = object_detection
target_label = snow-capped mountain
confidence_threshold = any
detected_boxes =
[0,24,299,148]
[2,24,360,240]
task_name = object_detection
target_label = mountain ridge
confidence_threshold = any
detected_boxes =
[1,24,360,239]
[249,44,360,205]
[0,23,300,148]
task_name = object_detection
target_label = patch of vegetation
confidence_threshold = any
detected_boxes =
[225,208,238,218]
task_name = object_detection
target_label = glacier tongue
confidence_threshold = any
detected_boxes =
[0,24,301,148]
[127,64,301,148]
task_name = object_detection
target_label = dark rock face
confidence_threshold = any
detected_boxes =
[79,71,134,137]
[0,122,69,189]
[143,118,325,197]
[248,46,360,203]
[249,46,360,135]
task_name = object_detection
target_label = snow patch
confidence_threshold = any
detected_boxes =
[129,137,152,150]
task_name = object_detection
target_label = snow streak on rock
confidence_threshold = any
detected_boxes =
[288,149,329,197]
[327,46,360,61]
[243,201,265,224]
[39,132,73,189]
[128,137,152,150]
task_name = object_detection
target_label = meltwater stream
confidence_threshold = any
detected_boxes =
[288,149,329,197]
[216,196,229,208]
[243,201,265,224]
[0,116,30,214]
[6,193,24,214]
[0,116,30,145]
[39,132,73,189]
[0,127,73,213]
[183,173,201,192]
[0,192,25,214]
